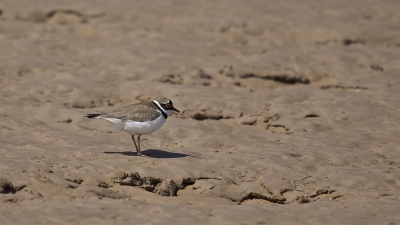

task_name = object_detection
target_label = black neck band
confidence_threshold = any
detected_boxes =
[153,102,168,119]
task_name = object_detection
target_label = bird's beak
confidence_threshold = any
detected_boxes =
[172,107,180,113]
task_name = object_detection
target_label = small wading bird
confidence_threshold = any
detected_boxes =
[85,97,180,156]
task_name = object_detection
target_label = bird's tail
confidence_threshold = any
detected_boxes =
[84,114,101,119]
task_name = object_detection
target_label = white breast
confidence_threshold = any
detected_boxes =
[103,115,166,135]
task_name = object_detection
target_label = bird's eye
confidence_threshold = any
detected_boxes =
[165,104,172,108]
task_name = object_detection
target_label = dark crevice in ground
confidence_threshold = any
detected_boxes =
[320,85,368,90]
[240,73,310,85]
[304,114,320,118]
[239,192,286,204]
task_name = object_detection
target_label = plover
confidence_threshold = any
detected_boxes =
[85,97,180,156]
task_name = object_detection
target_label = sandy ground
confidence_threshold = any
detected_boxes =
[0,0,400,224]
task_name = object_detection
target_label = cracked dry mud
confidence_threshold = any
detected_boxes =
[1,0,400,224]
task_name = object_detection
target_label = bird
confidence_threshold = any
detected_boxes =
[84,97,180,156]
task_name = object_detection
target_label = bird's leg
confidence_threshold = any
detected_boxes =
[137,134,143,156]
[131,135,140,156]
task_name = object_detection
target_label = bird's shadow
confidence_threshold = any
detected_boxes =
[103,149,198,159]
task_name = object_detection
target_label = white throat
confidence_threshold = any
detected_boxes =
[152,100,173,116]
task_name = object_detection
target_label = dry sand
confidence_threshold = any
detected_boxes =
[0,0,400,224]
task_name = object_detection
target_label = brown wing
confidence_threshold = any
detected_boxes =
[100,102,161,122]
